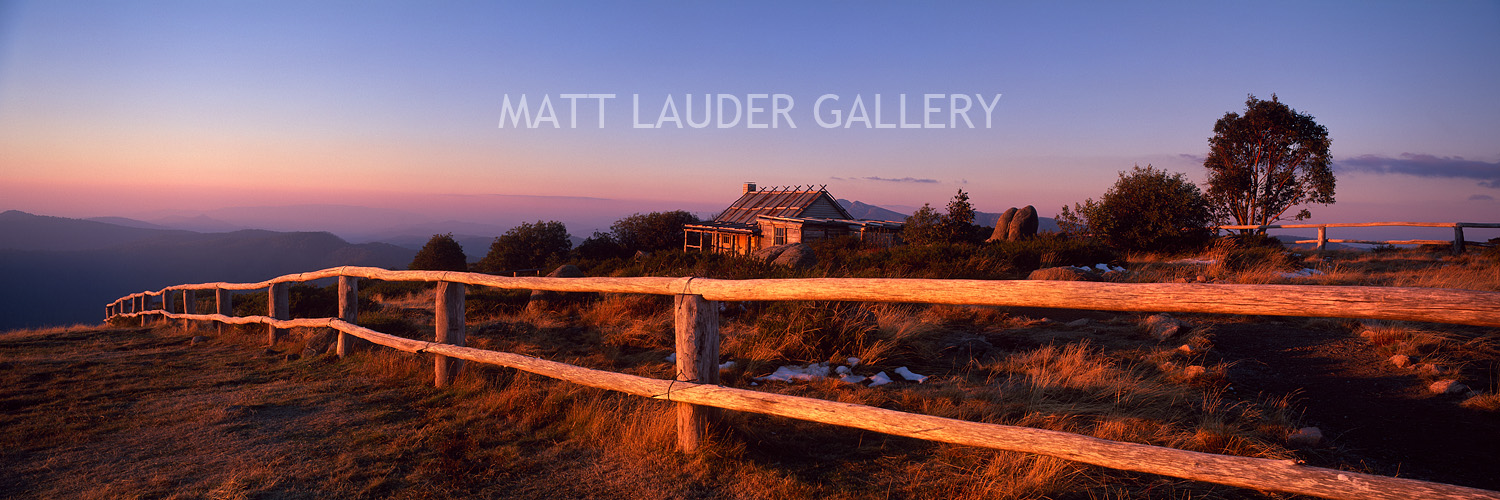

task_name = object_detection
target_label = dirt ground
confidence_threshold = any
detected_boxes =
[1202,317,1500,491]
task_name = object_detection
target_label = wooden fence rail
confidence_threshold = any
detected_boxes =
[1220,221,1500,255]
[103,267,1500,500]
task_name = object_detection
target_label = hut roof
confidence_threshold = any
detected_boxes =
[713,185,853,225]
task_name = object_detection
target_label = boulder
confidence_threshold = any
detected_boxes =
[190,335,209,346]
[1181,365,1206,380]
[1027,266,1093,281]
[1287,427,1323,447]
[1008,205,1039,241]
[752,244,791,262]
[1143,313,1184,339]
[988,207,1019,242]
[1388,354,1411,368]
[756,243,817,269]
[1428,379,1468,395]
[771,243,817,268]
[528,265,591,311]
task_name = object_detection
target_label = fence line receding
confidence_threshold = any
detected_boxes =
[103,266,1500,500]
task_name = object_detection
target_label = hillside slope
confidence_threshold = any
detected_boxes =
[0,211,413,329]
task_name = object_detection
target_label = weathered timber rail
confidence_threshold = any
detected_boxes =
[103,266,1500,500]
[1220,221,1500,255]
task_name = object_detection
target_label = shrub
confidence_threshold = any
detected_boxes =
[408,233,468,271]
[1062,165,1214,254]
[477,221,572,274]
[903,190,984,245]
[610,210,700,253]
[576,231,630,261]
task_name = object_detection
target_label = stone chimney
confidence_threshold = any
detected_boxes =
[743,182,757,194]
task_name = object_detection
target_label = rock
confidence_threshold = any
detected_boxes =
[757,243,817,268]
[988,207,1019,242]
[1181,365,1206,379]
[1287,427,1323,447]
[751,244,791,262]
[283,353,300,362]
[1008,205,1039,241]
[190,336,209,346]
[1429,379,1468,395]
[528,265,591,311]
[1177,344,1194,354]
[1388,354,1411,368]
[1143,313,1183,339]
[1065,318,1089,327]
[1027,266,1093,281]
[1415,363,1449,377]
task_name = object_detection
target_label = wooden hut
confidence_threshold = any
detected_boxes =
[684,183,905,255]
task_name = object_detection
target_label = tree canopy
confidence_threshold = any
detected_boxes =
[408,233,468,272]
[477,221,571,273]
[1203,94,1334,231]
[903,189,983,245]
[1059,165,1213,253]
[610,210,699,252]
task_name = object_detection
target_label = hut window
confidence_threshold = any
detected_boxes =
[773,227,787,245]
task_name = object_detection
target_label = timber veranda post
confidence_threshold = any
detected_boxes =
[433,281,465,387]
[267,282,289,346]
[215,288,232,337]
[673,293,721,454]
[336,276,357,358]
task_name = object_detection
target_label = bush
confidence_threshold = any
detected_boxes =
[1062,165,1214,254]
[902,190,984,245]
[477,220,572,274]
[576,231,630,261]
[611,210,700,253]
[408,233,468,271]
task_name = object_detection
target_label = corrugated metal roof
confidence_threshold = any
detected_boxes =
[713,188,853,224]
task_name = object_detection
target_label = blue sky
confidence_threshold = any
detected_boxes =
[1,1,1497,237]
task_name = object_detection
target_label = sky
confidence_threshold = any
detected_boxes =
[1,1,1498,240]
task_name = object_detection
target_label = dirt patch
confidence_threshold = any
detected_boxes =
[1206,318,1500,490]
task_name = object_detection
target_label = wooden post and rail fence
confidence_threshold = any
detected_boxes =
[103,266,1500,500]
[1220,221,1500,255]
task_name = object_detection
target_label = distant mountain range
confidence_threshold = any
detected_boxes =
[0,210,414,331]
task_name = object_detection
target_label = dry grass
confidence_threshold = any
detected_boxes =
[16,245,1499,498]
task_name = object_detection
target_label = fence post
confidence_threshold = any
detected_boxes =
[267,282,289,345]
[162,290,176,326]
[181,289,196,330]
[337,276,357,358]
[216,288,232,336]
[1317,226,1327,252]
[434,281,466,387]
[674,293,721,453]
[1453,225,1465,256]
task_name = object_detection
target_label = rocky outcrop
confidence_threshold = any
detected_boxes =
[987,205,1039,242]
[754,243,817,269]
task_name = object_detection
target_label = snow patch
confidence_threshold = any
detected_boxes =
[894,366,928,383]
[752,361,923,387]
[1279,268,1325,279]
